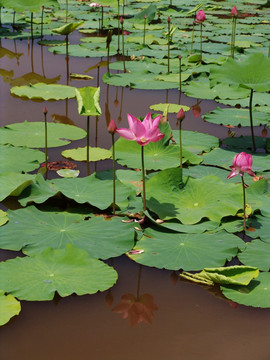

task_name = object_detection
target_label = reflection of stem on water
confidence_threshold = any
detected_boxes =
[13,40,19,66]
[118,86,124,123]
[41,45,46,78]
[31,39,34,73]
[65,98,69,118]
[97,63,100,87]
[136,265,142,300]
[87,116,90,176]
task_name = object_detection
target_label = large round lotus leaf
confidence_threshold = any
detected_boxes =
[0,145,44,174]
[51,173,135,210]
[0,290,21,326]
[172,130,219,154]
[202,107,269,127]
[247,179,270,217]
[146,168,242,224]
[0,206,136,258]
[10,83,76,101]
[0,244,118,301]
[115,138,201,171]
[221,272,270,308]
[1,0,59,12]
[246,215,270,243]
[223,136,268,152]
[62,146,112,162]
[210,53,270,92]
[238,240,270,271]
[0,173,35,201]
[127,227,244,271]
[19,174,59,206]
[202,148,270,173]
[218,92,270,107]
[0,121,86,148]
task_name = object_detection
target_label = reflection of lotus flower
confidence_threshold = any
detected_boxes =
[112,293,158,327]
[192,104,201,117]
[116,113,164,146]
[196,10,206,23]
[227,152,255,179]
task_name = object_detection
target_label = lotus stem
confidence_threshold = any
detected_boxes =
[101,6,104,30]
[13,11,16,29]
[249,88,256,152]
[106,30,112,73]
[0,7,2,27]
[87,116,90,175]
[66,0,68,22]
[141,146,146,212]
[117,0,120,53]
[241,176,246,231]
[43,108,48,178]
[66,34,69,85]
[112,133,116,215]
[179,55,182,94]
[30,12,33,40]
[231,16,236,58]
[41,6,44,40]
[190,17,195,54]
[200,22,202,63]
[268,42,270,58]
[121,18,126,72]
[143,15,147,45]
[167,17,171,73]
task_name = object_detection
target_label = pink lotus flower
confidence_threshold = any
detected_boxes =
[227,152,255,179]
[231,6,238,17]
[116,112,164,146]
[196,10,206,23]
[89,2,101,7]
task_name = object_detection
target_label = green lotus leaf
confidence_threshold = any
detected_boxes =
[238,240,270,271]
[62,146,112,162]
[149,103,190,113]
[0,290,21,326]
[0,0,59,12]
[75,86,102,116]
[0,206,136,258]
[70,73,94,80]
[202,148,270,173]
[146,168,242,224]
[0,121,86,148]
[218,92,270,107]
[155,72,192,83]
[10,83,76,101]
[221,272,270,308]
[127,227,244,271]
[0,145,44,174]
[56,169,80,178]
[52,21,84,36]
[126,34,167,45]
[222,136,268,152]
[0,173,35,201]
[133,4,157,22]
[37,40,66,46]
[115,137,201,171]
[247,179,270,217]
[0,210,9,226]
[50,173,135,210]
[245,215,270,243]
[202,107,269,127]
[181,265,259,286]
[19,173,59,206]
[172,130,219,154]
[0,244,118,301]
[210,53,270,92]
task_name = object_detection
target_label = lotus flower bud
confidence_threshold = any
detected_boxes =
[231,6,238,17]
[43,107,48,115]
[196,9,206,23]
[177,108,185,122]
[120,16,124,24]
[108,119,117,134]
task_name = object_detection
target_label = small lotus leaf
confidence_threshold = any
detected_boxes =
[0,290,21,326]
[75,86,102,116]
[149,103,190,113]
[56,169,80,178]
[0,244,118,301]
[10,83,76,101]
[0,210,8,226]
[0,206,136,258]
[0,121,86,148]
[221,272,270,308]
[127,227,244,271]
[62,146,111,162]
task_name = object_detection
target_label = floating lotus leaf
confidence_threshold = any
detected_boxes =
[247,179,270,217]
[181,266,259,286]
[133,4,157,22]
[37,40,66,46]
[245,215,270,243]
[127,227,244,271]
[0,244,118,301]
[115,138,201,171]
[0,121,86,148]
[62,147,111,162]
[221,272,270,308]
[223,136,268,152]
[203,107,269,127]
[210,53,270,92]
[51,173,135,210]
[0,0,59,12]
[56,169,80,178]
[0,206,136,258]
[75,86,102,116]
[202,148,270,173]
[19,174,59,206]
[0,210,8,226]
[238,240,270,271]
[126,34,167,45]
[149,103,190,113]
[70,73,94,80]
[172,130,219,154]
[218,92,270,107]
[0,290,21,326]
[146,168,242,224]
[52,22,84,36]
[0,145,44,174]
[0,173,34,201]
[155,72,192,83]
[10,83,76,101]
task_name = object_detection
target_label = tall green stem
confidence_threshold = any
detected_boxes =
[141,146,146,211]
[44,111,48,179]
[167,18,170,73]
[200,22,202,63]
[41,6,44,40]
[231,17,236,58]
[179,120,183,184]
[190,18,195,54]
[66,0,68,22]
[112,134,116,215]
[30,12,33,40]
[249,88,256,152]
[121,20,126,72]
[143,16,146,45]
[241,176,246,231]
[87,116,90,175]
[117,0,120,53]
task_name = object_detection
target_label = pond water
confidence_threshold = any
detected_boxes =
[0,22,270,360]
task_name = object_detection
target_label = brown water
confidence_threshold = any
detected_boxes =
[0,34,269,360]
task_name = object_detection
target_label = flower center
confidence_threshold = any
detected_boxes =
[140,137,147,143]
